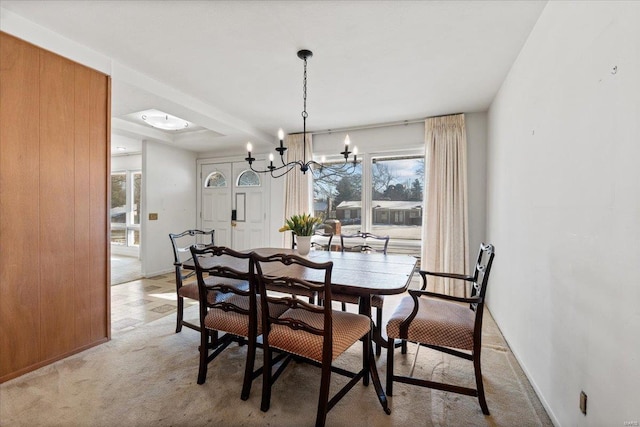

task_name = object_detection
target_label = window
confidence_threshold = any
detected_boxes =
[204,171,226,188]
[313,152,424,254]
[237,170,260,187]
[111,170,142,247]
[371,156,424,240]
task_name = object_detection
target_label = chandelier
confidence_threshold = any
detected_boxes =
[245,49,358,178]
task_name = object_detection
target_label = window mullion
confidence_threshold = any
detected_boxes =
[362,152,372,233]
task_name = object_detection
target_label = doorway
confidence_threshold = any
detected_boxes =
[198,160,270,250]
[110,167,143,285]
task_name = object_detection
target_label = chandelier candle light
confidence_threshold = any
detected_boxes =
[245,49,358,178]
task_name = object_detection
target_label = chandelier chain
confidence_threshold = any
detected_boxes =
[302,57,308,119]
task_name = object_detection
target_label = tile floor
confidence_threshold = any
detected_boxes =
[111,274,199,335]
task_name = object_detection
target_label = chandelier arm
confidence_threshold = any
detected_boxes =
[279,152,288,167]
[270,162,300,179]
[250,159,306,174]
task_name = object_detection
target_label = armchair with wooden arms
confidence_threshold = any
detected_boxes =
[385,243,496,415]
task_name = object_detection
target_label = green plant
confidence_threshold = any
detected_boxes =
[279,213,322,236]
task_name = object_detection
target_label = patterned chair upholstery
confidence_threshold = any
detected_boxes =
[385,243,495,415]
[252,252,387,427]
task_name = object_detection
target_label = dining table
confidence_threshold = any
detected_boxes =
[183,246,418,414]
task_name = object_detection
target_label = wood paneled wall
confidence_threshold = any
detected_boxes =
[0,32,110,382]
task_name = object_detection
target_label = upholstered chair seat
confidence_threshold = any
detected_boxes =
[387,296,475,351]
[268,308,370,362]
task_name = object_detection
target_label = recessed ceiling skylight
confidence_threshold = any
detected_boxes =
[140,109,191,131]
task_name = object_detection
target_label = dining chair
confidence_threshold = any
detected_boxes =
[252,252,385,427]
[333,232,390,355]
[340,231,390,254]
[169,229,216,332]
[311,228,334,251]
[385,243,496,415]
[190,245,287,400]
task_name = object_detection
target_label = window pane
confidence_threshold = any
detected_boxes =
[237,170,260,187]
[312,162,362,234]
[111,228,126,245]
[371,157,424,240]
[205,171,226,187]
[132,172,141,225]
[128,229,140,247]
[111,173,126,224]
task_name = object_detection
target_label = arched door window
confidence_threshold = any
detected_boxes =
[204,171,227,188]
[236,170,260,187]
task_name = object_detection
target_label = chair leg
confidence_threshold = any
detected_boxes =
[315,362,332,427]
[197,328,210,384]
[240,335,256,401]
[386,336,394,396]
[175,296,184,333]
[341,302,347,311]
[473,349,490,415]
[362,329,370,386]
[261,346,272,412]
[375,306,383,356]
[401,340,408,354]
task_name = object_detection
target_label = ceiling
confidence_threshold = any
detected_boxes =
[1,1,547,156]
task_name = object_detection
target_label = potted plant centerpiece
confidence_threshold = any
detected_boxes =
[279,213,322,255]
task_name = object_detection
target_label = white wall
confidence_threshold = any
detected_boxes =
[487,2,640,425]
[142,141,197,276]
[111,153,142,172]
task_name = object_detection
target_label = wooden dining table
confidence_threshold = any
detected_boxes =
[183,246,418,414]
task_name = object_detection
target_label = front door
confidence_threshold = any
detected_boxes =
[231,161,268,250]
[199,160,269,250]
[200,162,232,246]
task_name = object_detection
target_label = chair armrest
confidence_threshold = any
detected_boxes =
[398,290,481,339]
[421,270,474,281]
[419,270,474,290]
[408,288,481,304]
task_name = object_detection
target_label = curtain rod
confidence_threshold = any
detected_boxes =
[311,113,463,135]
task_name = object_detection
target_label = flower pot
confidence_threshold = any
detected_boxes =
[296,235,312,256]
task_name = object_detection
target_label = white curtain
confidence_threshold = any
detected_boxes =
[422,114,470,297]
[283,133,313,249]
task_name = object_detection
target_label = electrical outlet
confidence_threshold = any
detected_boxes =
[580,391,587,415]
[149,213,158,220]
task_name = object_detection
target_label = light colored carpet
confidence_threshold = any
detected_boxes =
[111,255,143,286]
[0,305,552,426]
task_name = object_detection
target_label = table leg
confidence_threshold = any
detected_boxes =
[359,296,391,415]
